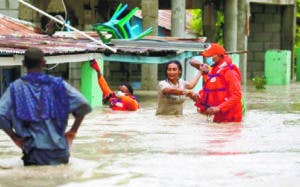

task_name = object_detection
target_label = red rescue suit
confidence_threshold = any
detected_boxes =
[195,55,242,122]
[97,76,139,111]
[110,95,139,111]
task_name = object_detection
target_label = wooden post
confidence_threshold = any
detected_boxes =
[202,1,217,42]
[141,0,158,90]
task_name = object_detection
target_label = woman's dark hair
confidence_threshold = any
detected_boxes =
[165,60,182,78]
[123,83,134,95]
[23,47,44,69]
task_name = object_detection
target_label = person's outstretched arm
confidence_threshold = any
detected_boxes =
[161,87,185,95]
[185,63,210,89]
[90,59,114,97]
[159,80,186,96]
[185,71,202,89]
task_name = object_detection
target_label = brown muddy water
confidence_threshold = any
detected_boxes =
[0,83,300,187]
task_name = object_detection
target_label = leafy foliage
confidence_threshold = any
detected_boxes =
[252,76,266,89]
[190,8,224,44]
[215,11,224,44]
[190,9,203,36]
[296,0,300,47]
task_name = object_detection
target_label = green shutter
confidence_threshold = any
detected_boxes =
[296,48,300,81]
[265,50,291,85]
[81,59,103,108]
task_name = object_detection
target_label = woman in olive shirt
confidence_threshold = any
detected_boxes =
[156,60,202,115]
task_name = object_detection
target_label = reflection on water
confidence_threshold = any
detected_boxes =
[1,83,300,187]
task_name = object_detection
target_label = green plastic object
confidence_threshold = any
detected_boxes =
[296,48,300,81]
[110,3,124,20]
[115,7,139,39]
[241,96,246,115]
[134,27,153,40]
[81,59,103,108]
[93,3,153,42]
[93,24,123,43]
[265,50,291,85]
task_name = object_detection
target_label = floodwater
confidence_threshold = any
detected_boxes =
[1,83,300,187]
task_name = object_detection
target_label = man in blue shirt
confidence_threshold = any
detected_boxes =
[0,47,91,166]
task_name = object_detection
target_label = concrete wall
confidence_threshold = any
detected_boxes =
[248,4,281,78]
[0,0,18,18]
[18,0,97,30]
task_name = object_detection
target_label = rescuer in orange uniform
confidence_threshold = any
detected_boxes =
[188,43,243,122]
[90,59,139,111]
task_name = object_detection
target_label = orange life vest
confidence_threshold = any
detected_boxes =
[195,56,243,122]
[110,95,139,111]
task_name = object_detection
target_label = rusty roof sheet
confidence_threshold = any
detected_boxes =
[0,15,205,59]
[0,34,183,56]
[0,34,112,56]
[0,14,41,36]
[0,32,206,57]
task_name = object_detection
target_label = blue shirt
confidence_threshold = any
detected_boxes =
[0,75,91,162]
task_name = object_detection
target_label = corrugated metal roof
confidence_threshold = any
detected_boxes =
[0,14,109,56]
[0,34,198,57]
[0,14,206,61]
[0,35,101,55]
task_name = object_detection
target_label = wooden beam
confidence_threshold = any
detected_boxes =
[102,51,196,64]
[249,0,295,5]
[111,39,209,52]
[0,53,102,66]
[113,0,204,9]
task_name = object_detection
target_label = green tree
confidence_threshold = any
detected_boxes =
[190,9,203,36]
[190,8,224,44]
[296,0,300,47]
